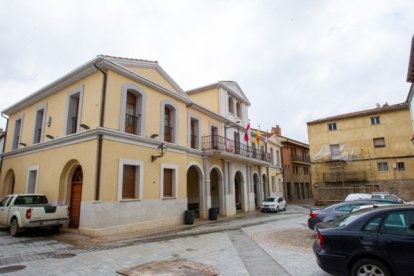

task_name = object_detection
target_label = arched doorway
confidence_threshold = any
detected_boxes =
[187,165,201,218]
[2,169,15,196]
[69,166,83,228]
[210,168,222,214]
[234,171,243,211]
[262,174,268,199]
[253,173,260,208]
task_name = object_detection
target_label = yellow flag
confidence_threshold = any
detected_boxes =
[254,130,261,144]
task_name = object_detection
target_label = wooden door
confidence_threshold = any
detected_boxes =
[69,167,83,228]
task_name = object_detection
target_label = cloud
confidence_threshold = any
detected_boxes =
[0,0,413,142]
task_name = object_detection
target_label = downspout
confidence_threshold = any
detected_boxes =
[0,113,9,174]
[93,62,107,201]
[265,139,270,197]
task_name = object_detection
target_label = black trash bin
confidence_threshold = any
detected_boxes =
[184,210,195,225]
[208,208,217,221]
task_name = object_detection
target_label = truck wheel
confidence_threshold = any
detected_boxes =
[10,218,20,237]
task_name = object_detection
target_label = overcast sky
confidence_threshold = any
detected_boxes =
[1,0,413,142]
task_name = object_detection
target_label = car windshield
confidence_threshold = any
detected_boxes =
[264,197,277,202]
[332,208,373,227]
[14,195,48,205]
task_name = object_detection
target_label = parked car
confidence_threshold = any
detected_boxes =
[261,197,286,212]
[344,193,371,201]
[371,192,406,204]
[308,200,398,230]
[0,194,69,236]
[313,205,414,276]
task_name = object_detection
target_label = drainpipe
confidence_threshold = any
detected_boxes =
[93,62,107,201]
[0,113,9,173]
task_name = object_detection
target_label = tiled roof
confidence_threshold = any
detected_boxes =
[407,34,414,83]
[307,103,408,124]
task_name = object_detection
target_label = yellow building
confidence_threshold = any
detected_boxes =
[0,55,283,236]
[307,102,414,204]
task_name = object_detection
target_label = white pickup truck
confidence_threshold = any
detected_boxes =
[0,194,69,236]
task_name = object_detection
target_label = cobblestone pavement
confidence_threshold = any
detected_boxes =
[0,203,332,275]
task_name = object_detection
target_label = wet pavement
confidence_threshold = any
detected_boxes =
[0,199,331,275]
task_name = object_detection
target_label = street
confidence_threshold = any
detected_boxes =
[0,204,331,275]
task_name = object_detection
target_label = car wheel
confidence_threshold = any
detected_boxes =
[351,258,391,276]
[10,218,20,237]
[283,206,286,211]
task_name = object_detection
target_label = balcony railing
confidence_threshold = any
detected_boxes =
[202,135,271,162]
[323,171,367,183]
[291,155,311,163]
[125,114,140,134]
[164,125,173,142]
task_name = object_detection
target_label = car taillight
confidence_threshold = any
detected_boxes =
[26,208,32,219]
[309,211,318,218]
[317,231,325,249]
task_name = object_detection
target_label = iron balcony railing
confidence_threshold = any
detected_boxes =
[323,171,367,183]
[125,114,140,134]
[164,125,173,142]
[291,155,311,163]
[202,135,271,162]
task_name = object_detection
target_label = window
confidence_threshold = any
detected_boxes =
[328,123,337,131]
[373,137,385,148]
[228,97,234,114]
[33,106,46,144]
[271,176,276,192]
[236,102,241,118]
[161,100,178,143]
[120,84,146,136]
[161,164,178,198]
[371,116,381,125]
[12,117,23,150]
[397,162,405,171]
[270,148,274,164]
[188,116,200,149]
[211,125,218,149]
[278,179,283,192]
[26,166,39,194]
[118,159,144,201]
[363,217,382,232]
[377,162,389,172]
[0,196,10,207]
[66,88,83,135]
[234,133,240,154]
[382,211,414,235]
[276,150,280,166]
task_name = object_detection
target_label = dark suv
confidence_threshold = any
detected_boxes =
[313,206,414,276]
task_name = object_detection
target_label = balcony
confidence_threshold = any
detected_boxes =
[323,171,367,183]
[291,155,311,164]
[125,114,140,134]
[202,135,271,162]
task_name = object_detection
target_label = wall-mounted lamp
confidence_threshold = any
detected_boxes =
[47,116,52,127]
[19,142,27,147]
[151,143,167,162]
[46,134,55,140]
[80,124,90,130]
[150,134,159,139]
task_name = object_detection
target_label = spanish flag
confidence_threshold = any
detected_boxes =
[254,130,261,144]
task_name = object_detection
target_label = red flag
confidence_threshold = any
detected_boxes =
[244,122,250,142]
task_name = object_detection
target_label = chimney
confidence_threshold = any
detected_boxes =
[272,125,281,136]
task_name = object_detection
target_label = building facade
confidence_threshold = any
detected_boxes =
[0,55,283,236]
[270,126,311,201]
[307,103,414,204]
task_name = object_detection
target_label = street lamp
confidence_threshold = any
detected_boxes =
[151,143,167,162]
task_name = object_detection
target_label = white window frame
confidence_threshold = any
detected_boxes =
[32,104,47,144]
[160,99,179,144]
[160,163,179,199]
[371,116,381,125]
[328,122,337,131]
[26,165,39,194]
[377,162,389,172]
[119,83,147,135]
[12,114,24,150]
[117,159,144,201]
[64,86,84,135]
[187,113,201,150]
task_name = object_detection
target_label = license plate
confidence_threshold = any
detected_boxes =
[41,220,57,226]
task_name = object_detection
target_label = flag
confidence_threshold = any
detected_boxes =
[254,130,261,144]
[225,140,232,152]
[244,122,250,142]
